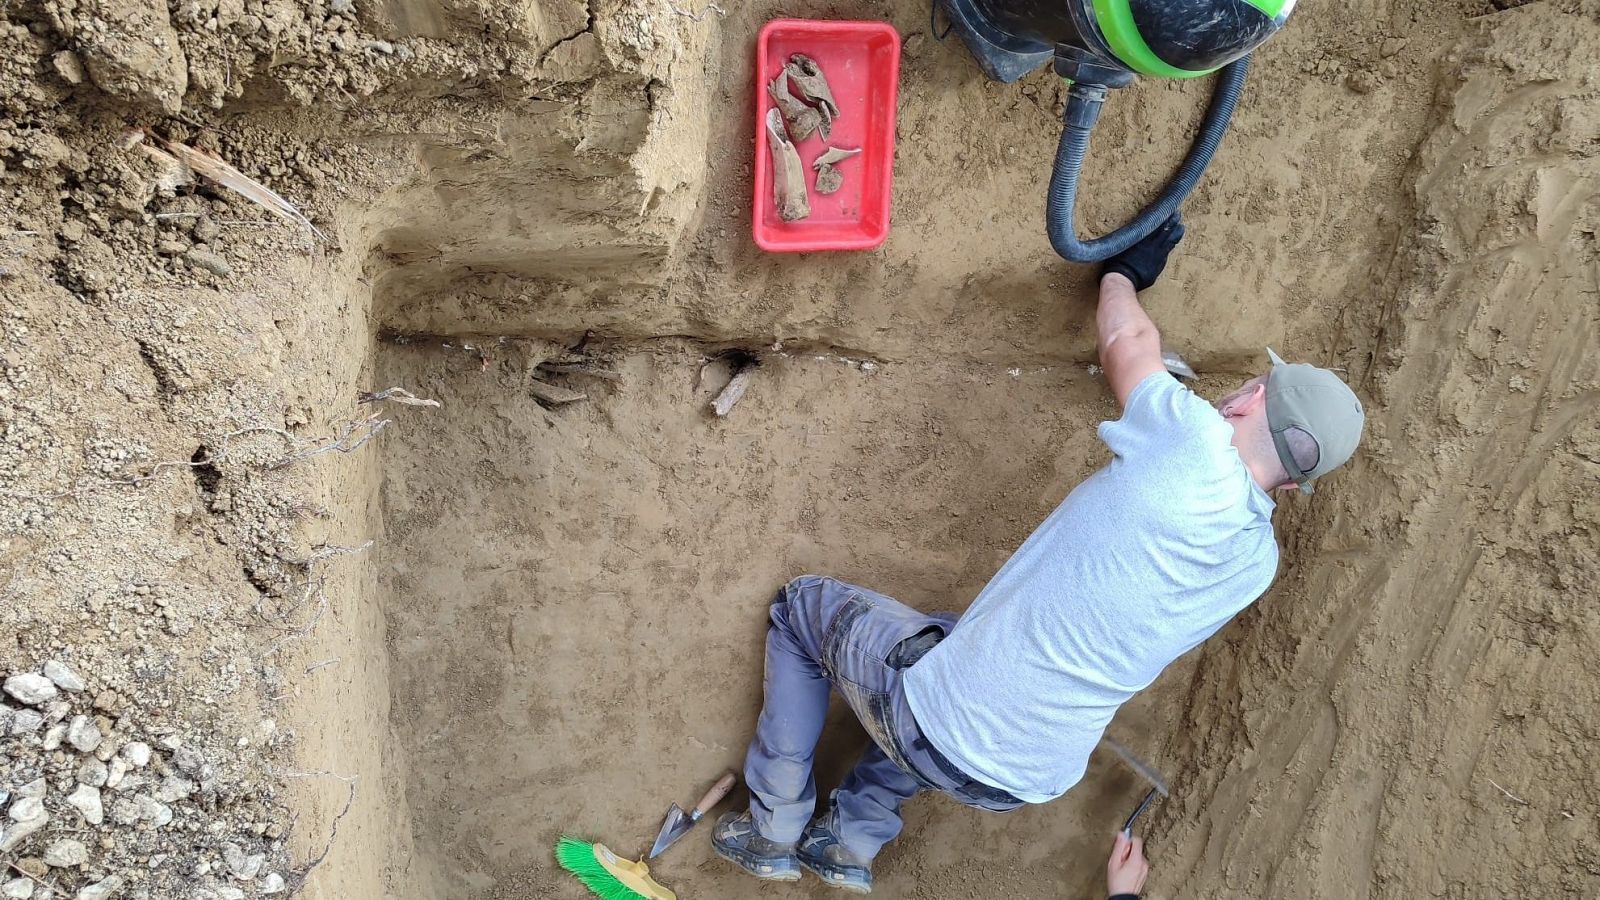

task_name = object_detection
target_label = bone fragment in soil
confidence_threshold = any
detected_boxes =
[528,378,586,406]
[769,71,822,142]
[711,363,757,417]
[812,146,862,196]
[765,108,811,222]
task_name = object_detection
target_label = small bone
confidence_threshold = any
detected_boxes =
[815,164,844,195]
[765,108,811,221]
[769,72,822,141]
[785,54,840,120]
[813,146,862,169]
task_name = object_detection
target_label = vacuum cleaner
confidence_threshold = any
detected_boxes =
[937,0,1296,262]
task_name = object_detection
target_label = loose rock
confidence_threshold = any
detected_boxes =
[0,804,46,853]
[259,873,285,894]
[43,838,88,867]
[77,875,123,900]
[67,715,102,753]
[8,797,44,822]
[42,661,85,692]
[1,877,33,898]
[67,785,103,825]
[222,843,264,880]
[136,795,172,827]
[3,674,57,706]
[10,709,43,734]
[185,248,232,277]
[156,775,193,803]
[51,50,86,86]
[121,742,151,767]
[105,758,128,789]
[42,722,67,751]
[77,758,109,787]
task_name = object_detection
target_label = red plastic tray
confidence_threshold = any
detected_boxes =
[752,19,901,252]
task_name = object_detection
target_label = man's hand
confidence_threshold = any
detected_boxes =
[1106,831,1149,897]
[1102,215,1185,293]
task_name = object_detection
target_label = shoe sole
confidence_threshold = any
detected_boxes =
[798,857,872,894]
[712,843,802,883]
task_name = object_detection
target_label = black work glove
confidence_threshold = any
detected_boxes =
[1101,214,1185,292]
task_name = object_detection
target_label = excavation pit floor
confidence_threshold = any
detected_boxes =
[374,340,1195,897]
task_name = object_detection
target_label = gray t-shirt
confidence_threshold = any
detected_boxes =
[903,373,1279,803]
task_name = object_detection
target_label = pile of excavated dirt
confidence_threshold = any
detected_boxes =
[2,0,1595,898]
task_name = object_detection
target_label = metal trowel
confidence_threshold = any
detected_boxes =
[648,772,737,859]
[1100,736,1170,837]
[1162,350,1197,380]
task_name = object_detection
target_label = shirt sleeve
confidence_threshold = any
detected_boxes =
[1097,372,1228,466]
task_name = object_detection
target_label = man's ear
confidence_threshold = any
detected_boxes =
[1219,382,1268,419]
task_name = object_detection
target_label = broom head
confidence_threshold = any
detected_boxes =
[555,837,676,900]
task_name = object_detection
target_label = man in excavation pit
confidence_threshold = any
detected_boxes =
[711,216,1366,894]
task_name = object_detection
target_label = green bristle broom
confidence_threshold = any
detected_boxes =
[555,836,677,900]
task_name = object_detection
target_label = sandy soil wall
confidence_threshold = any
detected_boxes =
[1158,8,1600,896]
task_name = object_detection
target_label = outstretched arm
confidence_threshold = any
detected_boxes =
[1097,273,1165,408]
[1094,215,1186,408]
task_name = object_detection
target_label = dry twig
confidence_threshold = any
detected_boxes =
[357,387,441,408]
[156,137,325,240]
[1487,778,1528,805]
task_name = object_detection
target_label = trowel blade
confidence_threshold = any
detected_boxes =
[648,803,691,859]
[1101,736,1170,796]
[1161,350,1197,381]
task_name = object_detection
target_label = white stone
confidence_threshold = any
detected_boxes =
[41,723,66,751]
[66,716,102,753]
[43,838,89,867]
[0,809,45,852]
[105,758,128,790]
[76,875,122,900]
[18,779,46,800]
[9,709,43,735]
[67,785,103,825]
[156,775,193,803]
[77,758,108,787]
[120,742,151,767]
[216,888,245,900]
[136,796,171,827]
[259,873,285,894]
[3,674,57,705]
[8,797,44,822]
[42,662,85,693]
[222,843,263,880]
[1,877,33,898]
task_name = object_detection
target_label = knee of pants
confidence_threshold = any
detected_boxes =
[778,574,839,615]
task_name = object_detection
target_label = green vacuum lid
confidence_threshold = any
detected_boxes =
[1092,0,1294,78]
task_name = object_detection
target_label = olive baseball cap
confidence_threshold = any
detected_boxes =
[1265,349,1365,494]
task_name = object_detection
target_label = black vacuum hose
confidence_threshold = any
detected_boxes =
[1047,55,1252,263]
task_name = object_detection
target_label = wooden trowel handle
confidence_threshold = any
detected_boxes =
[695,773,737,816]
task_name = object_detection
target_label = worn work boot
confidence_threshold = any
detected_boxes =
[711,811,801,883]
[797,812,873,894]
